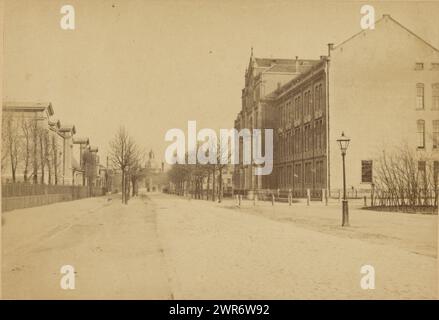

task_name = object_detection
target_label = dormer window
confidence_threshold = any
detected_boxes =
[431,63,439,70]
[415,63,424,70]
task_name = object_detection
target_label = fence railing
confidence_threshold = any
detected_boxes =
[166,185,438,210]
[368,188,438,208]
[1,183,106,212]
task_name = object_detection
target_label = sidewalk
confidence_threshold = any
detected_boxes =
[213,197,438,258]
[153,194,437,299]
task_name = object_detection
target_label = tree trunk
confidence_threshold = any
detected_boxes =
[207,171,210,200]
[212,168,216,201]
[121,170,125,203]
[131,177,136,197]
[125,173,130,204]
[218,167,223,203]
[53,143,58,185]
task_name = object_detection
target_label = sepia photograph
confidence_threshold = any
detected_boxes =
[0,0,438,306]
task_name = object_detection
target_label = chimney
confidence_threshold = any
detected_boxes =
[295,56,299,70]
[328,43,334,56]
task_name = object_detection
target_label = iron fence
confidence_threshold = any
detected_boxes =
[1,183,106,212]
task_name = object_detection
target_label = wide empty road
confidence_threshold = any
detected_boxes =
[2,193,437,299]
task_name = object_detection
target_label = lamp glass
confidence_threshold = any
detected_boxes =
[337,132,350,152]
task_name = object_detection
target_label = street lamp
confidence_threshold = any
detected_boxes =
[337,132,351,226]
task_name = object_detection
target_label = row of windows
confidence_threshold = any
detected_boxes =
[360,160,439,183]
[275,159,438,190]
[414,62,439,71]
[279,82,324,128]
[276,159,326,189]
[416,119,439,149]
[278,119,325,160]
[416,83,439,110]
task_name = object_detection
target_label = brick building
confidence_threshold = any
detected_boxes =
[233,14,439,198]
[233,49,320,197]
[267,57,328,197]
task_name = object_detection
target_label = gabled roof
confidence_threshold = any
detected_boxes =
[3,101,54,115]
[73,137,89,145]
[263,58,327,101]
[252,57,319,73]
[333,14,439,53]
[264,60,320,73]
[254,58,296,68]
[48,119,61,129]
[59,124,76,134]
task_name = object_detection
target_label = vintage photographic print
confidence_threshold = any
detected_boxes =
[1,0,438,304]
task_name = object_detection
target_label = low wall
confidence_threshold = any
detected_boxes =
[2,194,73,212]
[1,183,106,212]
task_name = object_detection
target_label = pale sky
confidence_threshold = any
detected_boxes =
[3,0,439,164]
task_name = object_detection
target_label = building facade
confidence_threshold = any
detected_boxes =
[2,101,103,187]
[233,49,320,196]
[327,14,439,196]
[233,14,439,198]
[268,57,328,197]
[144,149,167,192]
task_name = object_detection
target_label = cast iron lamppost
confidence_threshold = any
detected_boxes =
[337,132,351,226]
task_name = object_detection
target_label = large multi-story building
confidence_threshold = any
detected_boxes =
[2,101,103,186]
[267,57,328,197]
[233,50,320,196]
[233,14,439,198]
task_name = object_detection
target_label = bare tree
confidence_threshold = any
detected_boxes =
[1,115,10,173]
[109,127,140,204]
[82,148,98,192]
[214,136,232,203]
[374,144,437,211]
[129,155,145,197]
[51,134,62,184]
[21,116,34,182]
[38,127,51,184]
[31,118,39,184]
[166,137,232,202]
[2,113,21,182]
[167,162,190,195]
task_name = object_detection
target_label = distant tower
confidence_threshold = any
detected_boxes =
[146,149,157,170]
[145,149,161,192]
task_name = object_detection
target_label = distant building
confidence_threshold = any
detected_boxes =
[144,149,167,192]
